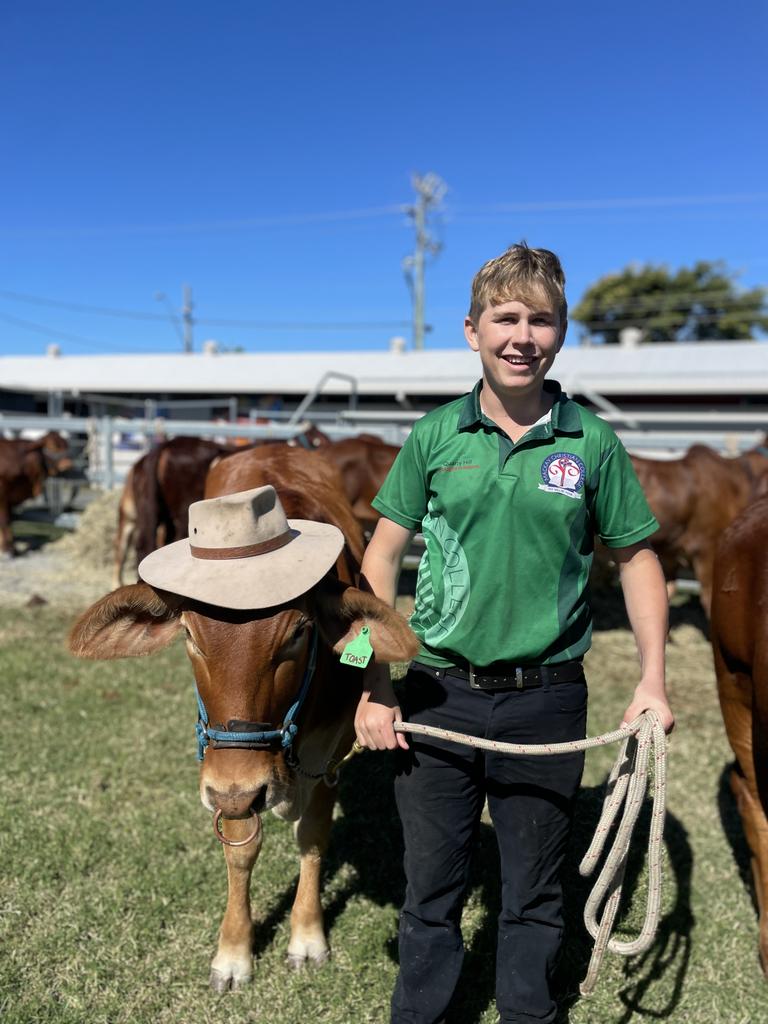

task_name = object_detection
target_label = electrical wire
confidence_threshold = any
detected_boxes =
[0,311,172,353]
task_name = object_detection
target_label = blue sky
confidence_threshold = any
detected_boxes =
[1,0,766,356]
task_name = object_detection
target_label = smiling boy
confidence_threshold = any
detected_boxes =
[355,242,673,1024]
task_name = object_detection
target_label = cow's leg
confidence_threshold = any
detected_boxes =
[112,511,135,589]
[0,502,14,557]
[210,816,263,992]
[716,658,768,975]
[691,551,713,618]
[730,769,768,975]
[287,781,336,968]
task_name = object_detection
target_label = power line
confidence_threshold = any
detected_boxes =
[0,288,171,320]
[0,204,408,238]
[2,193,765,239]
[576,310,767,331]
[0,288,410,331]
[452,192,768,215]
[574,289,767,316]
[197,317,411,331]
[0,310,161,352]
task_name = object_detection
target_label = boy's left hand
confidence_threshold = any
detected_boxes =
[620,680,675,734]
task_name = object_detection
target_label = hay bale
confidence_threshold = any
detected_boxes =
[53,489,122,572]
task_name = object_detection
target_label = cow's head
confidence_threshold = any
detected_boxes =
[36,431,74,476]
[68,578,418,818]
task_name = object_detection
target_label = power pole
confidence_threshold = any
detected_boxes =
[403,172,447,350]
[182,283,194,354]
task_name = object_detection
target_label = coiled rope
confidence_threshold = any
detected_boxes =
[392,710,667,996]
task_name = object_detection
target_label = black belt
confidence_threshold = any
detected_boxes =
[425,658,584,691]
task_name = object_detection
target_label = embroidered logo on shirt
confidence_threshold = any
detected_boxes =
[538,452,586,500]
[437,458,481,472]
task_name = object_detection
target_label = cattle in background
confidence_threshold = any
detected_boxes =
[70,445,418,989]
[114,437,229,587]
[319,436,400,535]
[0,432,73,556]
[113,427,334,588]
[630,444,768,616]
[710,496,768,974]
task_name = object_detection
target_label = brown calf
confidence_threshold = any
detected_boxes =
[71,446,418,989]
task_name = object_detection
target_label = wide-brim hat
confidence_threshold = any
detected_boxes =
[138,485,344,610]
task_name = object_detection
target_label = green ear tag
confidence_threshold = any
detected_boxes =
[340,626,373,668]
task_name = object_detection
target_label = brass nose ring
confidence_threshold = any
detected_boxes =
[212,807,262,847]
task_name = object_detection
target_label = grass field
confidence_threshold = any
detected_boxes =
[0,596,764,1023]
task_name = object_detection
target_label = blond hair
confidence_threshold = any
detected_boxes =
[468,242,567,324]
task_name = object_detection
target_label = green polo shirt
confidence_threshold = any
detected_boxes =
[372,379,658,668]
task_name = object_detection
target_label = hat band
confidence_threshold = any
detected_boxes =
[190,530,294,561]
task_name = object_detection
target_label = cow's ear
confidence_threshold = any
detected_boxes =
[68,583,182,659]
[315,579,419,664]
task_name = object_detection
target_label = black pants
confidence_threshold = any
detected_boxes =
[391,662,587,1024]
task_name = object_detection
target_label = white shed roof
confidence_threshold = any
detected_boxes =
[1,341,766,398]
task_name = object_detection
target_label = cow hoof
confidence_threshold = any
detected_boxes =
[209,967,252,993]
[286,948,330,970]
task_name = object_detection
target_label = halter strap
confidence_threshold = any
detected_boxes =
[193,626,318,761]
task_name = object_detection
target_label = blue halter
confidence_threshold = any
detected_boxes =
[193,626,318,761]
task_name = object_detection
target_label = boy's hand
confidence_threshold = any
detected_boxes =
[620,679,675,734]
[354,675,409,751]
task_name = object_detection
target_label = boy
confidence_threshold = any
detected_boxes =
[354,242,674,1024]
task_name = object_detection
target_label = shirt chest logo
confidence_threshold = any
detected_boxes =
[539,452,586,500]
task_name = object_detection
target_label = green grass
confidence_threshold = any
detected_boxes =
[0,600,764,1023]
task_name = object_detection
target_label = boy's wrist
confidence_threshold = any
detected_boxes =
[635,673,666,692]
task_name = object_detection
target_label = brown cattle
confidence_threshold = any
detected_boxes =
[630,444,768,616]
[70,446,418,989]
[319,436,400,534]
[114,427,333,588]
[0,432,73,555]
[710,497,768,973]
[114,437,229,587]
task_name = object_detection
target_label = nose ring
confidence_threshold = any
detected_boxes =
[212,807,262,847]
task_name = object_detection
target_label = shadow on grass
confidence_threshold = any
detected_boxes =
[557,792,693,1024]
[320,754,694,1024]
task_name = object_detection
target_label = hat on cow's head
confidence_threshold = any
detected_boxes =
[138,485,344,610]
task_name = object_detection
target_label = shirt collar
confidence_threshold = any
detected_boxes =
[457,379,582,435]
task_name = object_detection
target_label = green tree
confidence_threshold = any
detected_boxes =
[572,261,768,343]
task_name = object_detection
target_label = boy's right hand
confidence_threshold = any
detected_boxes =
[354,679,409,751]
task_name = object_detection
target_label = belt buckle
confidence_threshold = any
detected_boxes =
[515,667,524,690]
[469,664,478,689]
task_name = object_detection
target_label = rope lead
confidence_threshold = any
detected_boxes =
[393,710,667,997]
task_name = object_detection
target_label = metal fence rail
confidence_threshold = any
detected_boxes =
[2,405,765,495]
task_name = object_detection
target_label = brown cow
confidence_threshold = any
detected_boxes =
[630,444,768,616]
[113,427,333,588]
[710,496,768,974]
[319,436,400,534]
[114,437,229,587]
[0,432,73,556]
[70,446,418,990]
